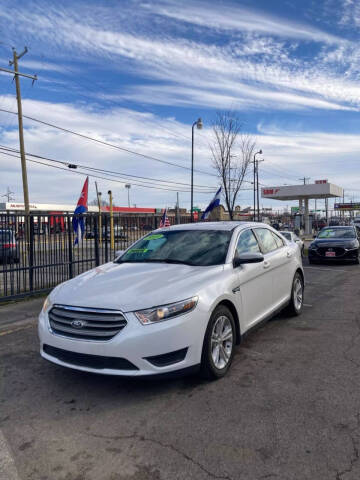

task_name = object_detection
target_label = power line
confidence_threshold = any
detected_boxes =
[0,109,264,190]
[0,150,215,193]
[0,108,219,178]
[0,145,215,191]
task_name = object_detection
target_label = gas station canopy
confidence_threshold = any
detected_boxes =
[261,182,343,201]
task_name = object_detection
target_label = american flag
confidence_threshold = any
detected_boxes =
[160,209,170,227]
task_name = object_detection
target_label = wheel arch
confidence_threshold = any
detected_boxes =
[295,267,304,285]
[214,299,241,345]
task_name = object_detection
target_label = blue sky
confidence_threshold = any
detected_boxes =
[1,0,360,211]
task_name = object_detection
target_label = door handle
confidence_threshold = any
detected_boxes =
[232,285,240,294]
[286,251,292,258]
[263,261,270,269]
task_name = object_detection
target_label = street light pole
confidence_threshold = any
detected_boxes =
[191,117,203,222]
[253,150,262,221]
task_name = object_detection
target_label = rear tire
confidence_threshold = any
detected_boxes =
[200,305,236,380]
[286,272,304,317]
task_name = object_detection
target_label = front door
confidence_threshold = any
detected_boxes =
[232,228,273,332]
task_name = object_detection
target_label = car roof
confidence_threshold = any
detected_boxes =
[157,221,270,232]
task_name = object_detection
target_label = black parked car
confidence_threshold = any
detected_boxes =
[308,226,359,264]
[0,229,20,263]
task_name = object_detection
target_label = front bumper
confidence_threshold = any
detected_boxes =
[38,306,207,376]
[308,247,359,262]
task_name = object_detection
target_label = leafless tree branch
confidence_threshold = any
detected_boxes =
[210,111,256,220]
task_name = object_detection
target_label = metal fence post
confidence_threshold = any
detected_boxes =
[67,214,73,279]
[104,214,109,263]
[94,216,100,266]
[29,215,34,291]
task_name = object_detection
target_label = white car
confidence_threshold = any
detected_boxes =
[279,231,304,256]
[39,222,304,380]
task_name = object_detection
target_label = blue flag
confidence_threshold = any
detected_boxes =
[201,187,221,220]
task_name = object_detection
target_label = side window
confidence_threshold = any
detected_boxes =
[271,232,285,249]
[236,229,261,256]
[255,228,278,254]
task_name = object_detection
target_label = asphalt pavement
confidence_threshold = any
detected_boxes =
[0,259,360,480]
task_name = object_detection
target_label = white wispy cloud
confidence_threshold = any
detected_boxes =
[1,98,360,209]
[145,0,344,44]
[1,0,360,114]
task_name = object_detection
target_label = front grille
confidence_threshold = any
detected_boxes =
[317,247,345,257]
[48,305,127,341]
[43,344,138,370]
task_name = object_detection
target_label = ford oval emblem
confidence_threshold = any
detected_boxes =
[71,320,84,329]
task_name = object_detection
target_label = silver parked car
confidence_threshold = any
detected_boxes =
[279,231,304,256]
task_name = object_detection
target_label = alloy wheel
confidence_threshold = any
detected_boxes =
[210,315,233,369]
[294,277,303,311]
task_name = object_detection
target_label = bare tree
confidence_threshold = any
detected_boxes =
[89,198,109,207]
[210,111,256,220]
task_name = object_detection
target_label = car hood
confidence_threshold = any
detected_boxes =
[311,238,358,248]
[51,261,224,311]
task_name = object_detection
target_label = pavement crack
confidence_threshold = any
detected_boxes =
[88,432,233,480]
[335,413,360,480]
[343,316,360,368]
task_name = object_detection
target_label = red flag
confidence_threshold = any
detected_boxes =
[76,177,89,210]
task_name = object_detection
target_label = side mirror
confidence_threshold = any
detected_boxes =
[115,250,124,258]
[233,253,264,268]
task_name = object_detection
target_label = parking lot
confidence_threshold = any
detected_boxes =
[0,258,360,480]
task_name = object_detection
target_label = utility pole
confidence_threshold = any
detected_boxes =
[2,187,15,202]
[176,192,180,224]
[256,157,264,222]
[0,48,37,217]
[108,190,114,251]
[299,177,310,185]
[95,181,102,245]
[252,150,262,221]
[125,184,131,208]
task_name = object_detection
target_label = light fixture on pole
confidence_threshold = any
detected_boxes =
[125,184,131,208]
[253,150,262,221]
[191,117,203,222]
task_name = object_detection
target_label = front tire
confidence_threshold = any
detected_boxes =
[200,305,236,380]
[286,272,304,316]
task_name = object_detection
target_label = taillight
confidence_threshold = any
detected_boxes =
[3,243,16,248]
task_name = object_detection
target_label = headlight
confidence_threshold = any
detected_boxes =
[135,296,198,325]
[42,295,53,314]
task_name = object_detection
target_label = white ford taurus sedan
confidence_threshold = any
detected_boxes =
[39,222,304,379]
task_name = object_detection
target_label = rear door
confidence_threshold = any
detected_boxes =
[232,228,273,331]
[254,228,293,308]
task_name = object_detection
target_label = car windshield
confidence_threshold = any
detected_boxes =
[318,227,356,239]
[0,231,13,242]
[116,230,232,266]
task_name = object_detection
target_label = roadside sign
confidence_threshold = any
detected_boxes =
[334,203,360,211]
